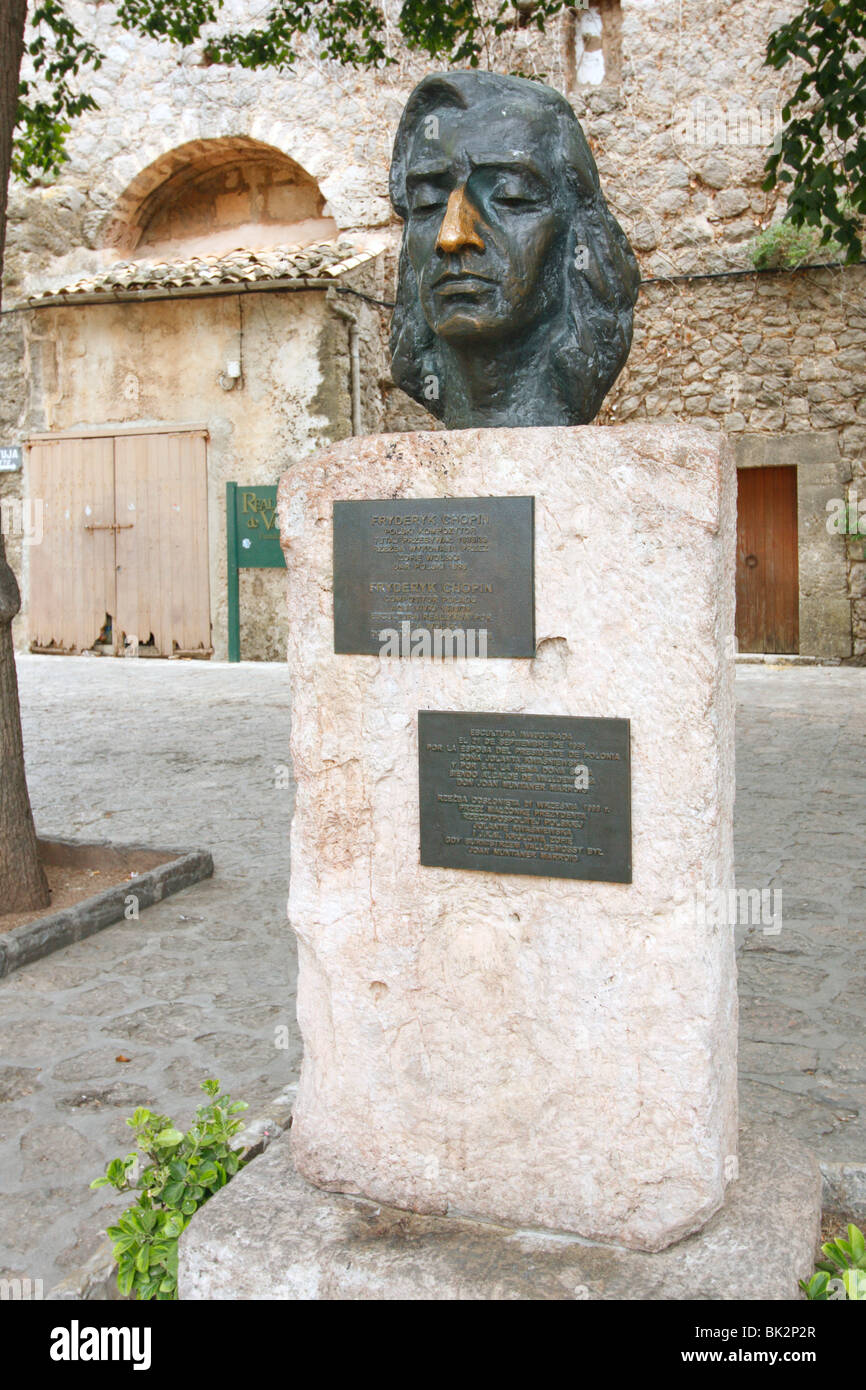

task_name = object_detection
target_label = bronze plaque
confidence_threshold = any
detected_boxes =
[418,711,631,883]
[333,497,534,657]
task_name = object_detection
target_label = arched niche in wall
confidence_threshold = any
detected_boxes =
[103,136,337,259]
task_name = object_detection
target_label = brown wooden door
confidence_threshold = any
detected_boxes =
[114,432,211,656]
[28,437,117,652]
[26,431,211,656]
[735,465,799,654]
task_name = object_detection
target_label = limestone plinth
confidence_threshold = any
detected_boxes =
[179,1124,820,1301]
[277,425,737,1253]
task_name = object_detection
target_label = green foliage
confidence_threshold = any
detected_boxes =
[90,1078,248,1301]
[762,1,866,264]
[397,0,566,69]
[200,0,389,70]
[799,1222,866,1300]
[13,0,569,180]
[114,0,221,47]
[14,1,102,181]
[748,217,844,269]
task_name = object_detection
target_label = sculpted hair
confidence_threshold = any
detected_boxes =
[389,71,640,425]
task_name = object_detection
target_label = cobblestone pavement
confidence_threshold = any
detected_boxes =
[0,657,297,1292]
[0,657,863,1292]
[734,666,866,1174]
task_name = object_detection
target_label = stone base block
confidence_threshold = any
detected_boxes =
[278,425,738,1250]
[179,1123,821,1301]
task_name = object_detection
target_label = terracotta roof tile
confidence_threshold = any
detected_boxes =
[27,239,376,304]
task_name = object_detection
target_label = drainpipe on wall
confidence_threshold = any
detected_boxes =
[327,289,362,436]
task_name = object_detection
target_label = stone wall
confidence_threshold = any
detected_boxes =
[7,1,806,293]
[597,266,866,655]
[17,256,386,660]
[4,0,863,654]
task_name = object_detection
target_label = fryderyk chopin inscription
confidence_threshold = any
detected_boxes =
[389,70,639,428]
[419,711,631,883]
[333,497,534,656]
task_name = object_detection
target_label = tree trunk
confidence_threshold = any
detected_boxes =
[0,0,50,912]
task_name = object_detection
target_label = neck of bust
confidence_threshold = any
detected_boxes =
[436,321,573,429]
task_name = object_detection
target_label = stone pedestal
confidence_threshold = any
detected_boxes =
[179,1123,821,1301]
[277,425,737,1253]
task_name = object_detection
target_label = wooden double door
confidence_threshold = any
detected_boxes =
[27,430,211,657]
[735,465,799,655]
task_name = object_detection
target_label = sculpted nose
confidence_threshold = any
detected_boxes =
[435,185,485,254]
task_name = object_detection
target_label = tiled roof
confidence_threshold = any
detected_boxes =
[27,239,377,305]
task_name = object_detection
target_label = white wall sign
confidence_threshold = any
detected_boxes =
[0,446,22,472]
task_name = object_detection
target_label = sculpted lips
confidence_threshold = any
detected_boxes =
[432,270,497,295]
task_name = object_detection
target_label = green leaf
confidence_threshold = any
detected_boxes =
[155,1127,184,1148]
[821,1238,851,1273]
[90,1077,249,1299]
[111,1235,138,1257]
[799,1270,831,1300]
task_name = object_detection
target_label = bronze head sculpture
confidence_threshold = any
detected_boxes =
[389,71,640,429]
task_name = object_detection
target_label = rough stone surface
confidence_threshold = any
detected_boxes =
[821,1165,866,1219]
[4,2,864,653]
[179,1122,822,1301]
[0,657,297,1294]
[278,425,737,1251]
[6,1,803,301]
[47,1081,297,1300]
[732,432,851,660]
[2,657,862,1295]
[734,665,866,1183]
[16,263,386,663]
[0,842,214,979]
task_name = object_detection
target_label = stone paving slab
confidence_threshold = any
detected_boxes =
[0,656,863,1294]
[0,839,214,978]
[0,658,298,1293]
[733,667,866,1178]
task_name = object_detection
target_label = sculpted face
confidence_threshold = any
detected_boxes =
[389,72,639,428]
[404,101,568,346]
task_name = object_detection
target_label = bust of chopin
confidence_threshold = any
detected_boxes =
[389,71,640,429]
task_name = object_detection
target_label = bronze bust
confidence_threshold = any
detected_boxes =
[389,71,639,429]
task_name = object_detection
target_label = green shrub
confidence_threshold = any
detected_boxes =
[91,1078,248,1300]
[749,218,845,270]
[800,1223,866,1300]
